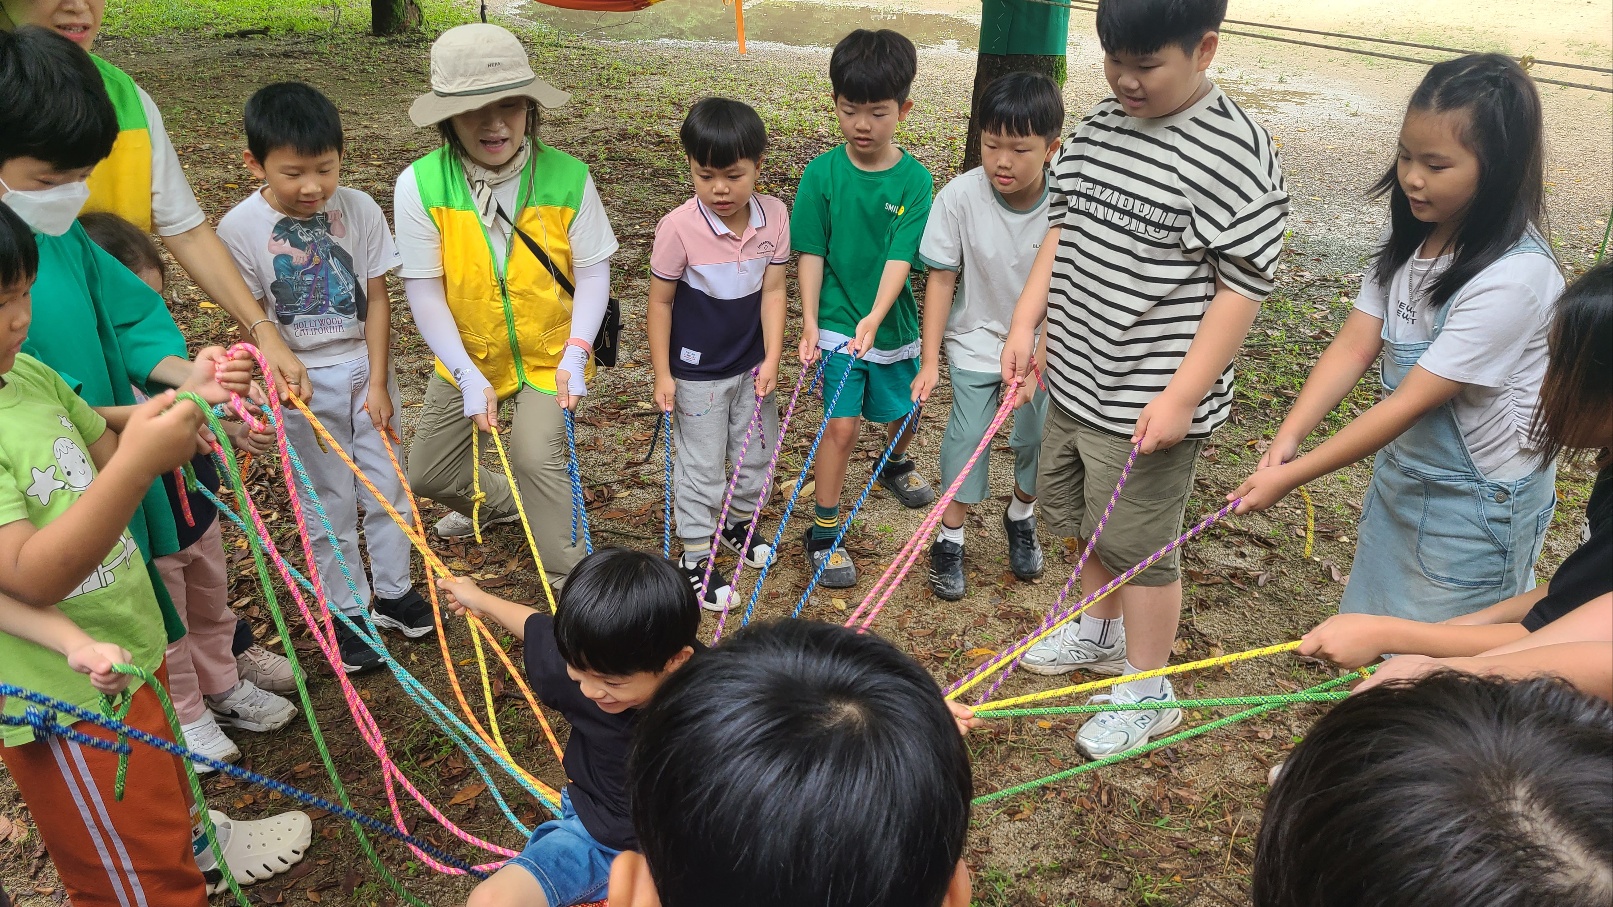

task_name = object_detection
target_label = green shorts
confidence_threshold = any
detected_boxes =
[820,352,918,423]
[940,366,1047,506]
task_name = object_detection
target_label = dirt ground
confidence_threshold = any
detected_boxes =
[2,5,1610,905]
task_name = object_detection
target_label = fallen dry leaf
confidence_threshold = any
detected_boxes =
[449,782,486,806]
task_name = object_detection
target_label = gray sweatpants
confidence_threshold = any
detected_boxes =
[674,371,779,551]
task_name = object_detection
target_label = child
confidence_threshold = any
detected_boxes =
[649,97,788,610]
[0,203,311,903]
[1252,673,1613,907]
[912,71,1062,601]
[1001,0,1290,757]
[79,211,297,771]
[606,619,973,907]
[217,82,428,674]
[1233,55,1561,623]
[793,28,936,588]
[438,548,700,907]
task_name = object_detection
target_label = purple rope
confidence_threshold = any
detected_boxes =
[697,367,764,602]
[720,363,815,608]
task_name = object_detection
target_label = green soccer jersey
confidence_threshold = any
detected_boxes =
[791,146,933,360]
[0,355,168,746]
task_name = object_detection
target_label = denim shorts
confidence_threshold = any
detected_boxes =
[507,791,620,906]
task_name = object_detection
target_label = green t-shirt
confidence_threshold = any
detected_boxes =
[0,355,168,746]
[790,146,933,360]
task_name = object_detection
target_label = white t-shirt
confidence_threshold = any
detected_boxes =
[216,186,401,368]
[1354,233,1563,481]
[138,87,207,237]
[917,167,1049,374]
[392,170,618,279]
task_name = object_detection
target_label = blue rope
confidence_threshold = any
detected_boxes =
[563,408,593,553]
[789,405,920,618]
[0,690,487,879]
[739,347,857,625]
[660,412,674,559]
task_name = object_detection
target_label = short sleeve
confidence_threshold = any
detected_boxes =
[917,177,964,271]
[394,169,445,280]
[1206,186,1289,301]
[85,234,187,388]
[887,161,933,267]
[351,189,402,280]
[49,367,108,446]
[764,196,791,264]
[214,199,267,303]
[648,213,688,282]
[141,90,207,237]
[569,175,620,270]
[0,457,25,529]
[1046,136,1080,227]
[1420,278,1544,389]
[790,159,830,257]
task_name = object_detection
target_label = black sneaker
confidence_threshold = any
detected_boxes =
[1003,506,1045,580]
[802,526,858,588]
[719,520,775,568]
[372,588,436,639]
[878,458,936,509]
[928,538,965,601]
[333,621,384,674]
[678,556,736,613]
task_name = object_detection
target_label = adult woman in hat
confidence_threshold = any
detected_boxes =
[396,23,617,584]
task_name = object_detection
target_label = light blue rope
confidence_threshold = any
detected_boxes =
[563,408,594,553]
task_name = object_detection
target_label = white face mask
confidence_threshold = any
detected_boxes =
[0,177,92,236]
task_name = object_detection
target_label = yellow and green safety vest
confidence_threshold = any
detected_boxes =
[409,144,594,398]
[84,55,154,232]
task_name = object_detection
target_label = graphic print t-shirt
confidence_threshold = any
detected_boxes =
[217,186,401,368]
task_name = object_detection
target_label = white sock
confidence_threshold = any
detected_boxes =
[1006,495,1035,522]
[205,682,243,703]
[1117,660,1168,700]
[938,522,966,546]
[680,550,706,570]
[1077,613,1122,647]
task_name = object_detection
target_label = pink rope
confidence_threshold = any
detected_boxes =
[696,367,764,602]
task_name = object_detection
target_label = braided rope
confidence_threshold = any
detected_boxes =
[721,361,818,607]
[977,690,1347,718]
[698,368,765,603]
[974,641,1305,711]
[563,408,593,553]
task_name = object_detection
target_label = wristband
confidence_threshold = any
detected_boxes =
[564,337,593,357]
[246,318,273,335]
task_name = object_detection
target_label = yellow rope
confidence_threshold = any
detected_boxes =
[1300,484,1315,558]
[487,427,559,614]
[471,430,485,545]
[973,640,1304,711]
[946,581,1125,701]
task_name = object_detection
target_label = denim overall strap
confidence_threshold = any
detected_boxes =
[1341,238,1557,621]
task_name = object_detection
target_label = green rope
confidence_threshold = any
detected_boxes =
[976,690,1350,719]
[182,392,431,906]
[104,665,248,904]
[1597,211,1612,262]
[98,690,133,800]
[972,671,1367,805]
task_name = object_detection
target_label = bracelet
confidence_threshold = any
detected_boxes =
[246,318,273,335]
[564,337,593,356]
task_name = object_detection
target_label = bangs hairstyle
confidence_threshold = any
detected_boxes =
[244,82,345,165]
[78,212,166,288]
[1371,54,1552,308]
[680,97,768,170]
[0,27,117,170]
[977,71,1065,142]
[629,620,972,907]
[1531,259,1613,467]
[0,204,40,291]
[1254,672,1613,907]
[829,29,918,105]
[552,548,698,677]
[1096,0,1227,56]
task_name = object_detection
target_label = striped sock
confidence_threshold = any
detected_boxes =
[812,503,840,542]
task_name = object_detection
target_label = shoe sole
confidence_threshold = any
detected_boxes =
[879,476,936,509]
[211,709,297,734]
[928,575,966,601]
[433,516,519,539]
[1009,560,1045,581]
[1076,709,1184,761]
[341,659,385,675]
[370,612,435,639]
[1019,657,1129,677]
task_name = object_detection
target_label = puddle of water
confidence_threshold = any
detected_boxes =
[513,0,981,49]
[1220,84,1323,116]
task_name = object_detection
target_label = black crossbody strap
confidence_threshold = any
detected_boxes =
[496,203,575,298]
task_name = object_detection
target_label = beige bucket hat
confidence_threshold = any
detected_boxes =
[409,23,570,127]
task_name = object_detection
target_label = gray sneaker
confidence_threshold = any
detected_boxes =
[878,460,936,509]
[433,510,520,539]
[803,527,857,588]
[1075,683,1183,759]
[1019,623,1128,676]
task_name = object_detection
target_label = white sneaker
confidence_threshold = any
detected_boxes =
[433,510,519,539]
[1075,682,1183,759]
[1019,624,1128,676]
[197,809,312,894]
[236,644,295,694]
[208,681,297,733]
[179,713,241,775]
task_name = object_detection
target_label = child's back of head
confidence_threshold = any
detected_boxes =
[620,619,972,907]
[243,81,344,166]
[1095,0,1226,56]
[77,212,165,290]
[829,28,918,105]
[679,97,767,170]
[554,547,700,676]
[1253,672,1613,907]
[0,26,116,172]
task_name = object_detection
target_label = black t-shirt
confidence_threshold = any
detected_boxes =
[523,612,638,852]
[161,454,221,551]
[1523,465,1613,631]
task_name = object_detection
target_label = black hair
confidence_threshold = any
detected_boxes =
[1253,672,1613,907]
[1096,0,1227,57]
[0,203,39,291]
[551,547,699,677]
[680,97,768,169]
[629,619,972,907]
[78,212,165,289]
[0,27,117,170]
[829,29,918,105]
[977,71,1065,142]
[1532,259,1613,467]
[244,82,344,165]
[1371,54,1551,308]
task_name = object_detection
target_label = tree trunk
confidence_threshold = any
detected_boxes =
[962,0,1071,172]
[372,0,423,36]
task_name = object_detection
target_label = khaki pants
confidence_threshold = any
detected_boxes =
[406,374,583,582]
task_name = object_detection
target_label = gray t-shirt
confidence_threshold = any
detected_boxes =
[1354,232,1562,481]
[917,167,1050,374]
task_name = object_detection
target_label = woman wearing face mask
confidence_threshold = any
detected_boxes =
[0,0,312,402]
[395,24,617,584]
